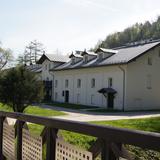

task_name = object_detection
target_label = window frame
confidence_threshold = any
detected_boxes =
[77,79,81,88]
[91,78,96,88]
[108,77,113,88]
[147,57,152,65]
[65,79,69,88]
[55,80,58,88]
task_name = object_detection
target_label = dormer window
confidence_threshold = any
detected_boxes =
[99,53,103,60]
[148,57,152,65]
[84,55,88,63]
[72,57,75,64]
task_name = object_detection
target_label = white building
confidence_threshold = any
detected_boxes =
[50,40,160,111]
[36,53,69,101]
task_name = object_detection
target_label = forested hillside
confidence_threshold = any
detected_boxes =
[95,16,160,49]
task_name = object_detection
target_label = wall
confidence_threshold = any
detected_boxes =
[53,65,126,110]
[125,46,160,110]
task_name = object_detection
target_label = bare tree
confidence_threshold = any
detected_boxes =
[0,44,12,70]
[20,40,45,66]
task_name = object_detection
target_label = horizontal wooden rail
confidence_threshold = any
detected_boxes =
[0,111,160,151]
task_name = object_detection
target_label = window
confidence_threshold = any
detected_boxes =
[91,94,95,104]
[146,75,152,89]
[65,79,69,88]
[45,64,47,70]
[77,93,80,104]
[148,57,152,65]
[84,55,88,63]
[77,79,81,88]
[108,78,113,87]
[91,78,95,88]
[55,92,58,101]
[55,80,58,88]
[49,63,51,69]
[99,53,103,60]
[72,57,75,64]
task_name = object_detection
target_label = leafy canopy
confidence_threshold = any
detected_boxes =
[0,66,44,112]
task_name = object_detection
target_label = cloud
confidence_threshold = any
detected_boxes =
[64,0,119,12]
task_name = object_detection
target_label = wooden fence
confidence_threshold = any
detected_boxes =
[0,111,159,160]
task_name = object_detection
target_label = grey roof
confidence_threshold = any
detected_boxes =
[98,48,118,54]
[45,54,69,62]
[27,64,42,73]
[69,53,83,58]
[37,53,69,64]
[54,41,160,71]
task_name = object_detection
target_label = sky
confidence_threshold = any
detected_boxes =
[0,0,160,58]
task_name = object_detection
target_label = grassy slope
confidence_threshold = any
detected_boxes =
[0,103,66,117]
[45,102,99,110]
[92,117,160,133]
[28,117,160,147]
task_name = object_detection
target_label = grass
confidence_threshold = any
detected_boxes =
[28,117,160,159]
[92,117,160,133]
[0,103,66,117]
[45,102,99,110]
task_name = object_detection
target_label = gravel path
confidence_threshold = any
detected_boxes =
[39,104,160,122]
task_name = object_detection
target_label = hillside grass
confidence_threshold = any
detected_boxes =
[28,117,160,159]
[0,103,66,117]
[45,102,99,110]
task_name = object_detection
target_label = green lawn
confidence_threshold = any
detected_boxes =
[92,117,160,133]
[45,102,99,110]
[28,117,160,159]
[0,103,66,117]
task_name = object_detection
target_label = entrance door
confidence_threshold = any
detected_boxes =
[107,93,114,109]
[65,90,69,103]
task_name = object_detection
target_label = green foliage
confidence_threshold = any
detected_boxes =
[95,16,160,49]
[0,66,44,112]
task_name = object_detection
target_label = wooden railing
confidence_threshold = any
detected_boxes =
[0,111,159,160]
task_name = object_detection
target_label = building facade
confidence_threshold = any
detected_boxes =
[37,54,69,101]
[51,40,160,111]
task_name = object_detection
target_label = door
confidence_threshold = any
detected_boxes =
[107,93,114,109]
[65,90,69,103]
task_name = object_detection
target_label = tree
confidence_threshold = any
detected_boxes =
[0,65,44,112]
[0,44,12,70]
[19,40,45,66]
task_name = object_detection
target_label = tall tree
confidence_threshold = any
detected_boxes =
[0,65,44,112]
[19,40,45,66]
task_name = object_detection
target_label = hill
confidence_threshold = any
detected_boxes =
[94,16,160,49]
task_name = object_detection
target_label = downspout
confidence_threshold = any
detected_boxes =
[118,66,126,111]
[49,70,54,102]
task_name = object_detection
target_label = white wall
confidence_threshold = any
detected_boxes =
[53,65,125,110]
[41,59,53,81]
[125,46,160,110]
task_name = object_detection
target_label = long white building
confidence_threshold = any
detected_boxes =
[49,40,160,111]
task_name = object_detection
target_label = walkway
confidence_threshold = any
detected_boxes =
[39,104,160,122]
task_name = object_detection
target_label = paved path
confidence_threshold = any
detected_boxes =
[39,104,160,122]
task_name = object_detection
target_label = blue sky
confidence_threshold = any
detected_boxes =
[0,0,160,58]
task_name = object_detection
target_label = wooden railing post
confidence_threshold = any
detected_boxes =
[16,120,24,160]
[0,117,5,160]
[46,127,58,160]
[101,140,117,160]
